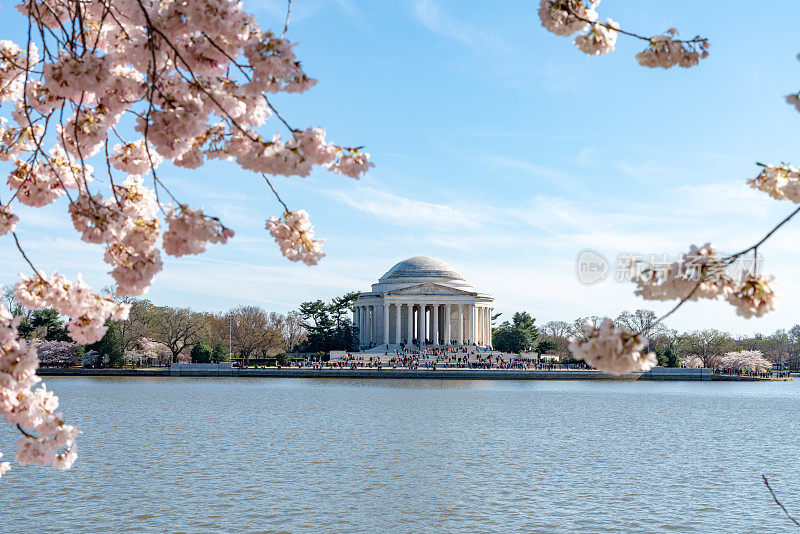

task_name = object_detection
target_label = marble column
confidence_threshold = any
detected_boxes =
[364,306,371,345]
[457,305,464,345]
[417,304,425,344]
[383,303,390,344]
[469,304,475,345]
[432,304,439,345]
[356,307,361,345]
[482,307,487,345]
[428,306,434,343]
[406,303,413,344]
[476,306,481,346]
[368,306,374,345]
[365,306,370,345]
[485,307,489,347]
[358,306,362,345]
[482,307,488,346]
[395,303,401,345]
[445,304,451,345]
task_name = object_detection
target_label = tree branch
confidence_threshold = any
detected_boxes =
[763,475,800,527]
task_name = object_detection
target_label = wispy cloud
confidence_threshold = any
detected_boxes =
[478,154,569,182]
[412,0,510,54]
[326,185,477,228]
[249,0,366,28]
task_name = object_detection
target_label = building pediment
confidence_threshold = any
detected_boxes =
[384,283,476,297]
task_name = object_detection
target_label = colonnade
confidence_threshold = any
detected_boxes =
[354,302,493,348]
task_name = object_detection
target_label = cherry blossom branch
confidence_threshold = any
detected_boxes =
[11,232,43,278]
[638,280,703,336]
[727,205,800,262]
[263,174,290,212]
[565,3,707,45]
[16,424,35,439]
[762,475,800,527]
[282,0,293,37]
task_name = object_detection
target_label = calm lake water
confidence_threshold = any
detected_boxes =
[1,377,799,533]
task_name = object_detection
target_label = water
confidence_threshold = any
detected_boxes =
[1,378,799,533]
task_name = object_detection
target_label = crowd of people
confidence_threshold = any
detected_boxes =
[711,368,788,379]
[306,344,593,371]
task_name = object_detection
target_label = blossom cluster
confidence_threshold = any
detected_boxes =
[630,244,776,318]
[748,163,800,203]
[538,1,708,67]
[15,272,130,344]
[0,204,18,235]
[229,127,373,179]
[538,0,599,37]
[0,40,39,103]
[574,20,619,56]
[717,350,772,374]
[568,318,654,374]
[0,302,80,478]
[265,210,325,266]
[163,206,234,257]
[635,31,710,69]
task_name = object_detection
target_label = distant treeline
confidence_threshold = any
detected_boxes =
[3,284,360,368]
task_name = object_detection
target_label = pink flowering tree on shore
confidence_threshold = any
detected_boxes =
[0,0,371,478]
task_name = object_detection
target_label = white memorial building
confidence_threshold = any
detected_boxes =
[354,256,494,349]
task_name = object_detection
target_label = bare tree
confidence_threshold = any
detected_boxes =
[150,307,204,363]
[616,309,666,336]
[281,311,307,353]
[226,306,276,366]
[677,329,735,368]
[2,285,29,319]
[542,321,573,359]
[571,316,601,342]
[120,299,156,351]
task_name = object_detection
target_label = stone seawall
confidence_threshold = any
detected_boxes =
[36,367,771,381]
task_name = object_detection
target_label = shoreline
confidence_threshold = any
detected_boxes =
[35,368,789,381]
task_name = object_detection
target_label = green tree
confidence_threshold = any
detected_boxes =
[536,340,558,355]
[664,346,680,368]
[30,308,71,341]
[88,322,124,368]
[275,352,290,366]
[190,339,213,363]
[512,311,539,344]
[493,311,539,353]
[654,346,680,367]
[297,292,359,352]
[493,325,532,354]
[17,317,35,339]
[212,341,229,362]
[298,299,335,351]
[677,329,735,368]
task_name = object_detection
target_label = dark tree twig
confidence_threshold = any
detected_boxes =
[763,475,800,527]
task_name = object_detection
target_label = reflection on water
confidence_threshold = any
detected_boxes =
[1,378,798,533]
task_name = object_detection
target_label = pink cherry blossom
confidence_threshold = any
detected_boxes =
[163,206,234,257]
[568,318,654,374]
[0,205,19,235]
[265,210,325,265]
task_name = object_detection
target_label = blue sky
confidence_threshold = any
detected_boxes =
[2,0,800,335]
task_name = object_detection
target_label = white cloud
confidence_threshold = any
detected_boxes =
[412,0,509,54]
[326,185,477,229]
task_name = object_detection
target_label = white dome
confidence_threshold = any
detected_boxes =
[380,256,464,282]
[371,256,474,293]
